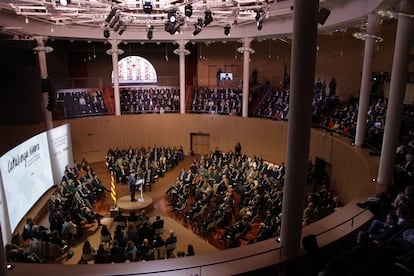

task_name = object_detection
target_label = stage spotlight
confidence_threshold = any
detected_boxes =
[204,10,213,26]
[103,28,110,38]
[224,24,231,36]
[193,18,203,36]
[168,9,177,23]
[109,14,120,28]
[59,0,71,6]
[113,20,123,32]
[317,7,331,25]
[105,8,117,23]
[147,25,153,40]
[165,9,182,35]
[171,24,180,34]
[118,25,127,35]
[255,10,262,21]
[165,22,180,35]
[185,4,193,18]
[256,10,265,23]
[143,1,153,14]
[256,9,265,31]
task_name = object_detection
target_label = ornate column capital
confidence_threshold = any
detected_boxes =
[33,36,53,53]
[237,37,255,54]
[237,47,255,54]
[174,40,190,55]
[33,46,54,53]
[173,48,190,55]
[106,48,124,55]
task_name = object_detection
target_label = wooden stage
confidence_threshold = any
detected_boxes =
[116,194,154,213]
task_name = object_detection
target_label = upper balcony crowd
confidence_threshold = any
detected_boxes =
[120,87,180,114]
[57,90,108,118]
[190,87,242,115]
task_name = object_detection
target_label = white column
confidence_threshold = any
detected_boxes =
[107,40,124,116]
[280,0,318,257]
[34,36,53,130]
[174,40,189,114]
[378,0,414,185]
[355,13,380,147]
[237,38,254,118]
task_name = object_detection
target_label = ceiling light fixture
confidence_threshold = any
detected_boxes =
[168,9,177,23]
[204,10,213,26]
[59,0,71,6]
[113,20,123,32]
[185,4,193,18]
[147,25,153,40]
[105,8,117,23]
[256,9,265,31]
[193,18,203,36]
[165,9,182,35]
[224,24,231,36]
[143,1,153,14]
[103,28,110,38]
[109,14,120,28]
[118,25,127,35]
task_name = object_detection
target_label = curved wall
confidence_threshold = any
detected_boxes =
[60,114,379,202]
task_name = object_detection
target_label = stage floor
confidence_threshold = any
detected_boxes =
[116,194,154,213]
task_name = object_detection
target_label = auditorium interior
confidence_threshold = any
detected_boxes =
[1,0,414,275]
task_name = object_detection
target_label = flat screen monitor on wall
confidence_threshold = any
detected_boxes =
[220,72,233,80]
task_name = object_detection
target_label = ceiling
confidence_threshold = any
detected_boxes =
[0,0,402,43]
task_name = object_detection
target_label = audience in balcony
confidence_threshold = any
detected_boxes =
[58,90,108,118]
[191,87,242,115]
[120,87,180,114]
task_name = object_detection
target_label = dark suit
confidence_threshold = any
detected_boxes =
[128,173,136,201]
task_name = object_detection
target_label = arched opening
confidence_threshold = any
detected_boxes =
[112,56,158,85]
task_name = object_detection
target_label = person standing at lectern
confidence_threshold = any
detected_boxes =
[128,170,137,202]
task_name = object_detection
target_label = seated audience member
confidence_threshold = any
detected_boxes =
[114,224,126,248]
[94,243,111,264]
[124,240,138,262]
[394,153,414,188]
[14,247,40,263]
[152,215,165,232]
[110,240,126,263]
[22,218,34,241]
[49,230,65,256]
[128,211,139,225]
[81,240,97,262]
[100,224,112,249]
[165,230,177,258]
[152,233,165,248]
[62,216,79,242]
[357,192,392,220]
[139,210,150,226]
[367,212,398,242]
[137,238,153,261]
[114,210,127,228]
[126,222,139,246]
[186,244,195,256]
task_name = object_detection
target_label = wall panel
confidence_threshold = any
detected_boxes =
[57,114,379,202]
